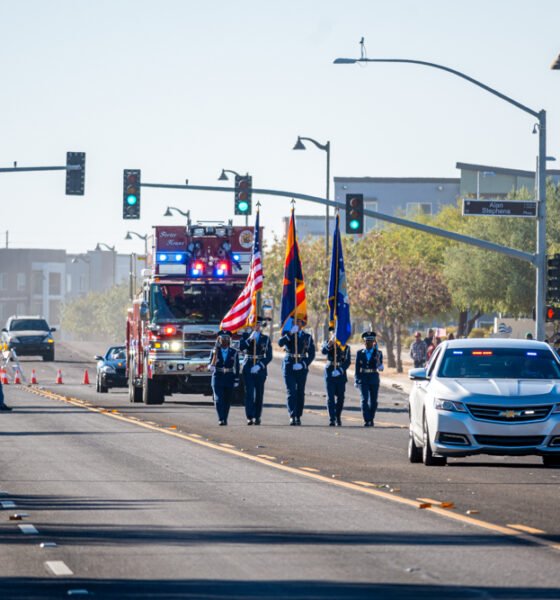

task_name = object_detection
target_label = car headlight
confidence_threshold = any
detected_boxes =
[9,337,19,343]
[434,398,467,412]
[43,337,54,344]
[553,404,560,413]
[101,365,116,374]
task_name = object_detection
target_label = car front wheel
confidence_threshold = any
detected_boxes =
[422,417,447,466]
[408,431,423,463]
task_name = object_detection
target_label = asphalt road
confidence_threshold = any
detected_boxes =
[1,342,560,598]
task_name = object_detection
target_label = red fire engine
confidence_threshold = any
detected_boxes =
[126,221,254,404]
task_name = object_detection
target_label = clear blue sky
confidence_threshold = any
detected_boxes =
[1,0,559,253]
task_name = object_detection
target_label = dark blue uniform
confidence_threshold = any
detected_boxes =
[209,346,240,425]
[355,346,383,425]
[278,330,315,423]
[239,331,273,422]
[321,341,351,425]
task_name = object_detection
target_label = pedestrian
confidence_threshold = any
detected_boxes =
[208,330,240,426]
[0,377,12,412]
[239,316,272,425]
[355,331,384,427]
[525,332,534,340]
[447,332,455,341]
[322,327,351,426]
[427,336,442,361]
[278,318,315,425]
[410,331,427,368]
[424,328,434,349]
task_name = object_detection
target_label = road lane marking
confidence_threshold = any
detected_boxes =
[300,467,320,472]
[507,524,546,535]
[257,454,277,460]
[45,561,73,576]
[353,481,379,487]
[417,497,443,505]
[219,443,236,448]
[1,501,16,508]
[18,524,38,534]
[23,386,559,553]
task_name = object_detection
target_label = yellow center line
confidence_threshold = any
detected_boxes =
[300,467,320,473]
[417,497,443,505]
[507,524,546,535]
[22,386,559,553]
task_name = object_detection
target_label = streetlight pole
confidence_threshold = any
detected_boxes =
[164,206,191,224]
[124,230,149,257]
[293,136,331,264]
[334,54,547,340]
[95,242,117,287]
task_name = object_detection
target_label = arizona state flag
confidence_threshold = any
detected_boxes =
[327,212,351,348]
[280,208,307,332]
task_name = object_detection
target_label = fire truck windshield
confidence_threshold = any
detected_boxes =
[150,284,243,324]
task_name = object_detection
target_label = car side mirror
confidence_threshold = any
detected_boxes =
[409,367,429,381]
[1,328,7,333]
[94,355,103,361]
[50,327,57,333]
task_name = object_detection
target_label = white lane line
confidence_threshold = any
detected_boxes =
[1,501,16,508]
[45,560,74,576]
[18,524,38,534]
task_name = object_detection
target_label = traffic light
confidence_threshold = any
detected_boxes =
[546,306,560,322]
[65,152,86,195]
[547,254,560,302]
[123,169,141,219]
[234,174,252,216]
[345,193,364,234]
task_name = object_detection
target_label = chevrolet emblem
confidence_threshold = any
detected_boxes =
[501,410,517,419]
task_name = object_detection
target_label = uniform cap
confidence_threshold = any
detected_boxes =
[361,331,377,340]
[217,329,232,338]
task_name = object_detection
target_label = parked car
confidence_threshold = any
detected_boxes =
[1,315,56,361]
[408,338,560,468]
[95,346,127,393]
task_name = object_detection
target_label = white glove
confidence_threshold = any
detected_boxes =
[290,325,299,334]
[378,364,384,372]
[292,362,303,371]
[208,365,216,373]
[331,368,341,377]
[248,331,257,341]
[234,381,239,388]
[250,365,261,374]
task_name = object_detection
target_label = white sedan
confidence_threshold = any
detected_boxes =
[408,338,560,467]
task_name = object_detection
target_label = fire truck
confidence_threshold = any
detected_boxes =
[126,221,254,404]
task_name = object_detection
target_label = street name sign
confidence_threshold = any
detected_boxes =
[462,199,537,217]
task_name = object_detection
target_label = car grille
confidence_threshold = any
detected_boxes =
[115,368,126,376]
[474,435,545,447]
[19,336,45,344]
[467,404,552,423]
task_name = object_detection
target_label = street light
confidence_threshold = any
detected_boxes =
[334,50,548,340]
[124,230,149,256]
[164,206,191,224]
[293,136,331,263]
[218,168,241,181]
[551,53,560,70]
[71,255,91,294]
[95,242,117,287]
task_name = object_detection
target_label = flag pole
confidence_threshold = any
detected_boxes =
[292,202,298,358]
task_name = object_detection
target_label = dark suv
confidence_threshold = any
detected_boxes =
[1,316,56,361]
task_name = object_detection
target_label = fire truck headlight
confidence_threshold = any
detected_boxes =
[170,341,182,352]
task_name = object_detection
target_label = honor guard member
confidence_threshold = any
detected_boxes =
[322,327,351,426]
[278,318,315,425]
[208,330,240,426]
[355,331,384,427]
[239,316,273,425]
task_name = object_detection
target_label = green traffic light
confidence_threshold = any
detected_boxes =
[238,200,249,213]
[349,219,360,230]
[127,194,138,206]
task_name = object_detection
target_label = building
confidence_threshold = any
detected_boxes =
[0,248,146,328]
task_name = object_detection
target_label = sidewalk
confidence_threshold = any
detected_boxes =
[272,348,412,395]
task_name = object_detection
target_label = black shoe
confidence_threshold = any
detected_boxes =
[336,418,342,426]
[0,405,12,412]
[329,420,335,427]
[254,419,261,425]
[290,418,296,426]
[296,418,301,426]
[219,420,226,426]
[370,420,374,427]
[247,419,254,425]
[364,421,370,427]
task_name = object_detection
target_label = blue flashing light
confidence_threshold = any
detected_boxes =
[526,351,537,356]
[452,351,463,355]
[127,194,138,206]
[158,253,168,262]
[175,254,183,262]
[233,254,240,261]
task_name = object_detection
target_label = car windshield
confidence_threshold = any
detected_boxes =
[150,284,244,324]
[107,347,126,360]
[9,319,49,331]
[438,347,560,379]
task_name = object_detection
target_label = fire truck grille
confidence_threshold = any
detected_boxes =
[183,334,215,361]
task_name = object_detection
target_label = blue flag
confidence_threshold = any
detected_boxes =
[327,213,351,348]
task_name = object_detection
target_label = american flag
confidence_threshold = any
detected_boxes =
[220,210,263,332]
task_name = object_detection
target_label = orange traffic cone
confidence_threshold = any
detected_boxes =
[13,368,21,385]
[1,368,9,385]
[82,369,90,385]
[30,370,38,385]
[56,369,63,384]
